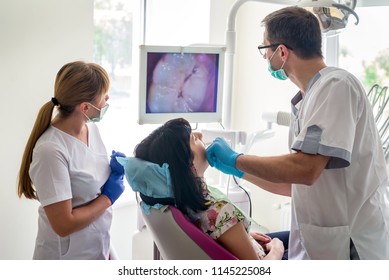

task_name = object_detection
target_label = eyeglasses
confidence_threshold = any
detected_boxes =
[257,43,293,56]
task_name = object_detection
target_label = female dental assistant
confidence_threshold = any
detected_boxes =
[206,7,389,259]
[18,61,125,259]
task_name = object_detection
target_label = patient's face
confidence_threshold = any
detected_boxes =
[190,132,208,177]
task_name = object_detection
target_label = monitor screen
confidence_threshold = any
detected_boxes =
[138,45,225,124]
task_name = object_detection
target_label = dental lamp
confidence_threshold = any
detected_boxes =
[298,0,359,33]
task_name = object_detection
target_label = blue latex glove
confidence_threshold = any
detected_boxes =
[206,137,244,178]
[110,150,126,175]
[101,172,125,205]
[212,158,244,178]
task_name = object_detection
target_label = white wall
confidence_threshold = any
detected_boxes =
[0,0,136,260]
[229,1,294,232]
[0,0,93,260]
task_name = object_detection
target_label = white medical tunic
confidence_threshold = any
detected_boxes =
[29,123,111,259]
[289,67,389,260]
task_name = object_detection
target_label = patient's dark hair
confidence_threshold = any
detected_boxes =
[134,118,208,215]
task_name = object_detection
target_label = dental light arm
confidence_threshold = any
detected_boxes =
[242,111,291,154]
[224,0,292,129]
[261,111,291,128]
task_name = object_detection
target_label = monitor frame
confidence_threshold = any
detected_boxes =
[137,44,226,125]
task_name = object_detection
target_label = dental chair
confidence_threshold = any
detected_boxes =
[142,204,238,260]
[116,156,238,260]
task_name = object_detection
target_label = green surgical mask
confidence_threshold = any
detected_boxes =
[267,46,288,81]
[84,102,109,122]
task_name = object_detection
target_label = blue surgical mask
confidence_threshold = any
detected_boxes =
[267,46,288,80]
[84,102,109,122]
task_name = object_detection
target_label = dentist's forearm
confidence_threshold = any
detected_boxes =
[236,152,329,186]
[243,173,291,197]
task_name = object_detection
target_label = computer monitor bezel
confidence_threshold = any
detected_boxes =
[138,44,226,125]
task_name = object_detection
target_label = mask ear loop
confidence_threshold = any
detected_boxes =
[278,45,288,69]
[280,59,287,69]
[269,45,287,70]
[268,46,278,61]
[268,44,285,61]
[80,103,90,122]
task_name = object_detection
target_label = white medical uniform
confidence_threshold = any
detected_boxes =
[289,67,389,260]
[29,123,111,259]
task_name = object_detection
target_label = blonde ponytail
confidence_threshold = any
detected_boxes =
[18,101,55,199]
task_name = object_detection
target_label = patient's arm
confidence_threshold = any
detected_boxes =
[217,223,284,260]
[217,222,260,260]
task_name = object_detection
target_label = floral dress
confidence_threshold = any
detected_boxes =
[187,185,266,259]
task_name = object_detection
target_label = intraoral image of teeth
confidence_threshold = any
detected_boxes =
[147,53,217,113]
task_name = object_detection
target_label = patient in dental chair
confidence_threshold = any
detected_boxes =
[119,118,285,260]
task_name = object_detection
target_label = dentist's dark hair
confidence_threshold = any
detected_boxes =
[134,118,208,215]
[262,6,323,59]
[18,61,110,199]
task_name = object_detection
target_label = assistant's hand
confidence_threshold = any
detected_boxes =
[206,137,244,178]
[101,173,125,205]
[110,150,126,175]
